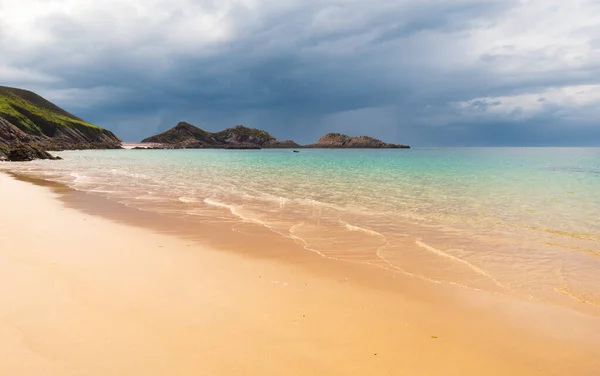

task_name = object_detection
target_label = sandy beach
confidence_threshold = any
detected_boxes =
[1,171,599,375]
[120,142,165,149]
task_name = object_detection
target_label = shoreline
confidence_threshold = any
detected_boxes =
[2,171,600,375]
[6,162,600,317]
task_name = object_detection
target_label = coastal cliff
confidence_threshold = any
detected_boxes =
[141,122,300,149]
[0,86,121,161]
[0,117,59,161]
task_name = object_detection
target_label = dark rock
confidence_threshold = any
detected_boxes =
[140,123,410,150]
[263,139,301,148]
[141,122,299,149]
[306,133,410,148]
[142,122,215,146]
[213,125,275,145]
[6,144,61,161]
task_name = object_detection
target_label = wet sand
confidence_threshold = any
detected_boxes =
[1,172,599,375]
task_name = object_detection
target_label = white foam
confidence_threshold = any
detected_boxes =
[134,194,168,201]
[204,198,269,227]
[342,222,385,237]
[69,172,86,182]
[178,197,199,203]
[288,223,327,257]
[415,239,504,287]
[294,198,350,212]
[279,196,288,208]
[204,198,241,217]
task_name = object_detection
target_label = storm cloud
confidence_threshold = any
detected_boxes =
[1,0,600,145]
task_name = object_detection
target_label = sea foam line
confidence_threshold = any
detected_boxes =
[203,198,262,224]
[341,221,385,238]
[373,244,500,293]
[178,196,199,203]
[203,198,285,238]
[554,287,600,307]
[69,172,87,182]
[415,239,505,288]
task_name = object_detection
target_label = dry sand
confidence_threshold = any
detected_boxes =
[1,172,599,375]
[121,142,164,149]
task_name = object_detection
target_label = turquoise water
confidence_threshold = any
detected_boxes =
[4,147,600,311]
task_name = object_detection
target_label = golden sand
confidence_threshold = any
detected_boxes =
[1,172,599,375]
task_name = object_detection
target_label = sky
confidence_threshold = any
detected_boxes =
[1,0,600,145]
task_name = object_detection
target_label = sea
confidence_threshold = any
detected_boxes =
[3,147,600,313]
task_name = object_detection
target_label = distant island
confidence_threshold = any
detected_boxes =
[307,133,410,148]
[0,86,121,161]
[141,122,300,149]
[140,121,410,149]
[1,86,409,161]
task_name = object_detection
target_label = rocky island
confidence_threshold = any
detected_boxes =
[0,86,121,161]
[141,122,410,149]
[305,133,410,148]
[141,122,300,149]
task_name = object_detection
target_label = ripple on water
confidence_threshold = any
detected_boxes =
[3,148,600,315]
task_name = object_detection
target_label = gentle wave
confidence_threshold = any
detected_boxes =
[288,223,327,257]
[69,172,87,182]
[543,242,600,257]
[415,239,505,288]
[203,198,275,230]
[555,287,600,307]
[4,148,600,315]
[530,227,600,242]
[178,196,199,203]
[342,222,385,237]
[204,198,242,216]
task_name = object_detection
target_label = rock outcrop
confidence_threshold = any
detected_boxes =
[262,139,302,148]
[5,144,61,161]
[0,117,60,161]
[0,86,121,161]
[306,133,410,148]
[141,122,214,147]
[141,123,410,150]
[141,122,300,149]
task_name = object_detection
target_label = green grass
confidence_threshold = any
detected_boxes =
[215,125,274,141]
[0,87,102,136]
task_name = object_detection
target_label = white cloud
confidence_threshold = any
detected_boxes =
[1,0,600,143]
[455,84,600,119]
[35,86,133,109]
[0,0,235,56]
[0,65,58,85]
[467,0,600,74]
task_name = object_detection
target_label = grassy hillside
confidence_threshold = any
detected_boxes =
[142,122,215,144]
[213,125,275,142]
[0,86,114,141]
[142,123,278,147]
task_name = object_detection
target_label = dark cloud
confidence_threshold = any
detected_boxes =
[1,0,599,145]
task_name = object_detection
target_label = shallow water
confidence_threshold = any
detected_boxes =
[4,147,600,312]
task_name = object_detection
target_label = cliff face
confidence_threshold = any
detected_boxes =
[0,117,59,161]
[141,123,300,149]
[307,133,410,148]
[0,86,121,160]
